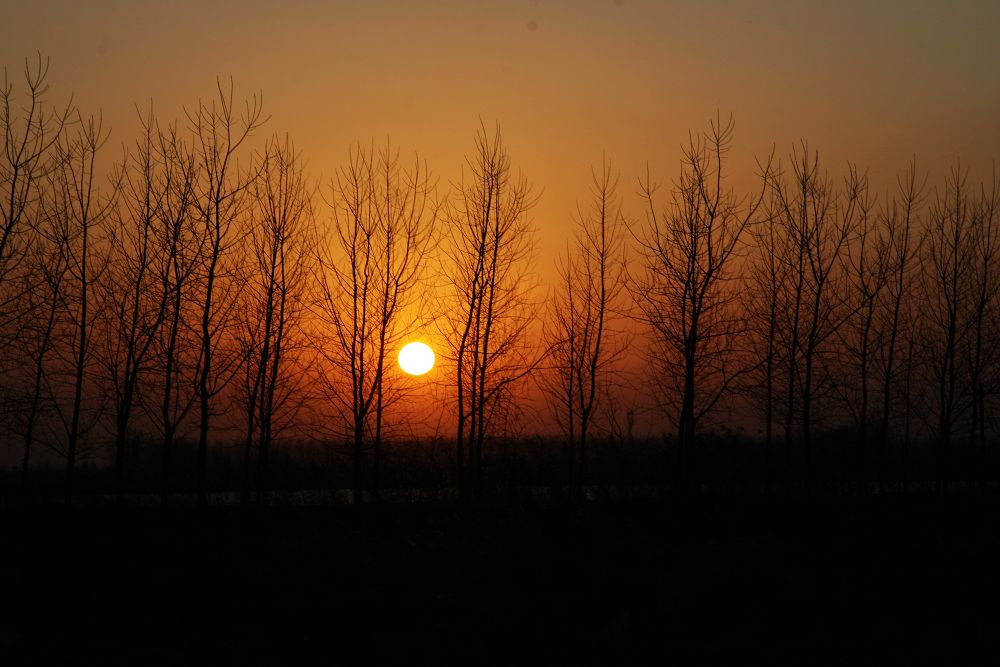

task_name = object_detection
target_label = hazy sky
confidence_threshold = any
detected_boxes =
[2,0,999,439]
[4,0,999,269]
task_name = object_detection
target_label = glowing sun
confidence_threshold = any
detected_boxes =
[398,341,435,376]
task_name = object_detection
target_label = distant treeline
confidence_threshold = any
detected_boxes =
[1,57,998,505]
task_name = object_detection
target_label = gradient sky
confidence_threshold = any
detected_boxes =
[3,0,1000,438]
[4,0,999,270]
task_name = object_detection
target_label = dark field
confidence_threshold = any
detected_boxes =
[3,494,999,665]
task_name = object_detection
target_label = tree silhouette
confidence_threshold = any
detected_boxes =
[314,140,437,505]
[545,156,626,500]
[1,55,73,464]
[965,168,999,465]
[922,165,975,480]
[238,135,314,507]
[633,116,769,492]
[102,107,174,503]
[744,191,785,490]
[2,54,1000,503]
[17,228,66,495]
[146,118,200,505]
[187,80,265,508]
[838,170,884,481]
[0,55,72,351]
[41,112,113,504]
[876,160,925,489]
[918,164,1000,486]
[768,146,858,481]
[444,121,540,502]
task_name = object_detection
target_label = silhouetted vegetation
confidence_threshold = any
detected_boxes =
[2,57,1000,505]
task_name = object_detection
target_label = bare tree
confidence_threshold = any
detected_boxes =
[917,163,1000,484]
[444,122,540,503]
[146,120,200,505]
[0,54,73,464]
[237,134,314,507]
[966,168,999,461]
[187,80,265,507]
[633,116,769,492]
[314,139,437,505]
[876,160,925,488]
[102,106,174,503]
[769,147,858,479]
[16,234,67,494]
[838,174,886,479]
[0,54,73,352]
[744,204,785,489]
[545,156,626,499]
[921,164,977,481]
[40,112,114,504]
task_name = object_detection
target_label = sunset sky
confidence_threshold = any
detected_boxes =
[4,0,999,270]
[6,6,1000,656]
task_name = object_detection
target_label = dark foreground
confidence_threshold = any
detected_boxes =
[2,493,999,665]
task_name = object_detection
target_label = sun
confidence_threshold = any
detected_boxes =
[398,341,435,376]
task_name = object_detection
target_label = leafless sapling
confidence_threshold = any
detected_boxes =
[545,156,626,499]
[314,139,437,504]
[633,116,769,492]
[444,122,540,502]
[187,80,266,507]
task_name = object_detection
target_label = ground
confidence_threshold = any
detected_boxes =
[2,494,998,664]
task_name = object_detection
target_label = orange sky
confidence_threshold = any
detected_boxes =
[4,0,999,270]
[4,0,1000,438]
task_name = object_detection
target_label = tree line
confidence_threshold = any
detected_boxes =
[2,58,998,504]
